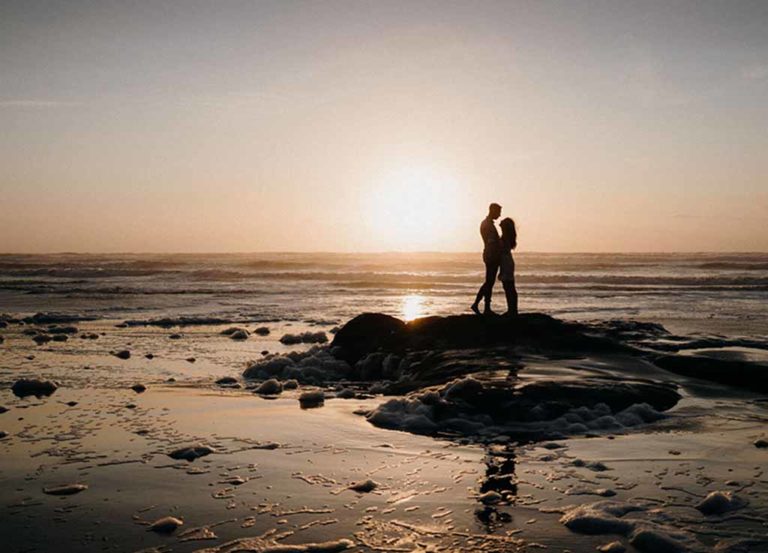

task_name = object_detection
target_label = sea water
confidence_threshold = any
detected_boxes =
[0,252,766,337]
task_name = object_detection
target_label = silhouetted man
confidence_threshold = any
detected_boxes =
[471,203,502,315]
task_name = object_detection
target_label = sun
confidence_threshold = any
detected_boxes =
[365,165,462,250]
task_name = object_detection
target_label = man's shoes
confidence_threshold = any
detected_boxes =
[470,303,482,315]
[483,308,498,316]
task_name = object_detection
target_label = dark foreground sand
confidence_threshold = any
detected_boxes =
[1,314,767,552]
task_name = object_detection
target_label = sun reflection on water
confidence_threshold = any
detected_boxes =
[402,294,425,321]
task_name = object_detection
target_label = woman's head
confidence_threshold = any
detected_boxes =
[500,217,517,250]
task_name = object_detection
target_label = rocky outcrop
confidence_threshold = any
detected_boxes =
[331,313,631,366]
[653,354,768,393]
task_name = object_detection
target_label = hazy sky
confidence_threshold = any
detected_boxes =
[1,0,766,253]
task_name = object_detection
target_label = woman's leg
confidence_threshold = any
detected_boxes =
[503,279,518,316]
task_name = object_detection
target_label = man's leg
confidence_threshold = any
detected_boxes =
[472,259,496,314]
[483,260,498,313]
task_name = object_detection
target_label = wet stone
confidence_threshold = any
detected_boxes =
[168,445,215,462]
[12,378,58,398]
[148,516,184,533]
[598,541,627,553]
[348,479,378,493]
[696,491,747,515]
[43,483,88,496]
[256,379,283,395]
[299,391,325,408]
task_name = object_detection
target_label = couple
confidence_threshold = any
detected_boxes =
[471,202,518,317]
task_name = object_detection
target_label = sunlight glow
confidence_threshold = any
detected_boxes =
[365,165,462,251]
[402,294,425,321]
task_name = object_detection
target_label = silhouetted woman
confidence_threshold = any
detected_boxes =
[498,218,518,316]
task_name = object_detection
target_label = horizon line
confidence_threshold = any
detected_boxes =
[1,250,767,256]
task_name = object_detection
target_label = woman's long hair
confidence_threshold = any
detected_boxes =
[500,217,517,250]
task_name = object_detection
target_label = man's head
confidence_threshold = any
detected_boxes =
[488,203,502,220]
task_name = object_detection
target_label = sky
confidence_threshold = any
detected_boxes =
[1,0,766,253]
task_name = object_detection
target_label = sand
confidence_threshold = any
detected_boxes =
[1,316,767,552]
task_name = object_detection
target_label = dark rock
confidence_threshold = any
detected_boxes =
[654,354,768,393]
[131,384,147,393]
[114,350,131,360]
[186,357,196,363]
[331,313,407,364]
[23,313,93,325]
[355,352,386,380]
[33,334,52,344]
[66,401,78,407]
[253,326,271,336]
[148,516,184,533]
[12,378,58,398]
[168,445,215,461]
[43,483,88,496]
[255,379,283,395]
[229,329,249,340]
[215,376,238,386]
[696,491,747,515]
[348,479,378,493]
[299,391,325,408]
[0,405,8,413]
[332,312,629,367]
[169,333,182,340]
[221,327,249,338]
[145,353,154,359]
[0,430,7,439]
[51,334,68,342]
[754,438,768,448]
[47,325,78,335]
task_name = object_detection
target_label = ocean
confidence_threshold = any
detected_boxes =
[1,252,766,337]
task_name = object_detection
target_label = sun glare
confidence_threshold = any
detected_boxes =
[402,294,425,321]
[366,165,461,250]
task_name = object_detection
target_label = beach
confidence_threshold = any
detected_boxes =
[1,253,768,552]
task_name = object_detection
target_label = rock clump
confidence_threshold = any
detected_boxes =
[12,378,58,398]
[280,331,328,345]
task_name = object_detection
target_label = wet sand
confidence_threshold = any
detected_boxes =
[2,318,768,552]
